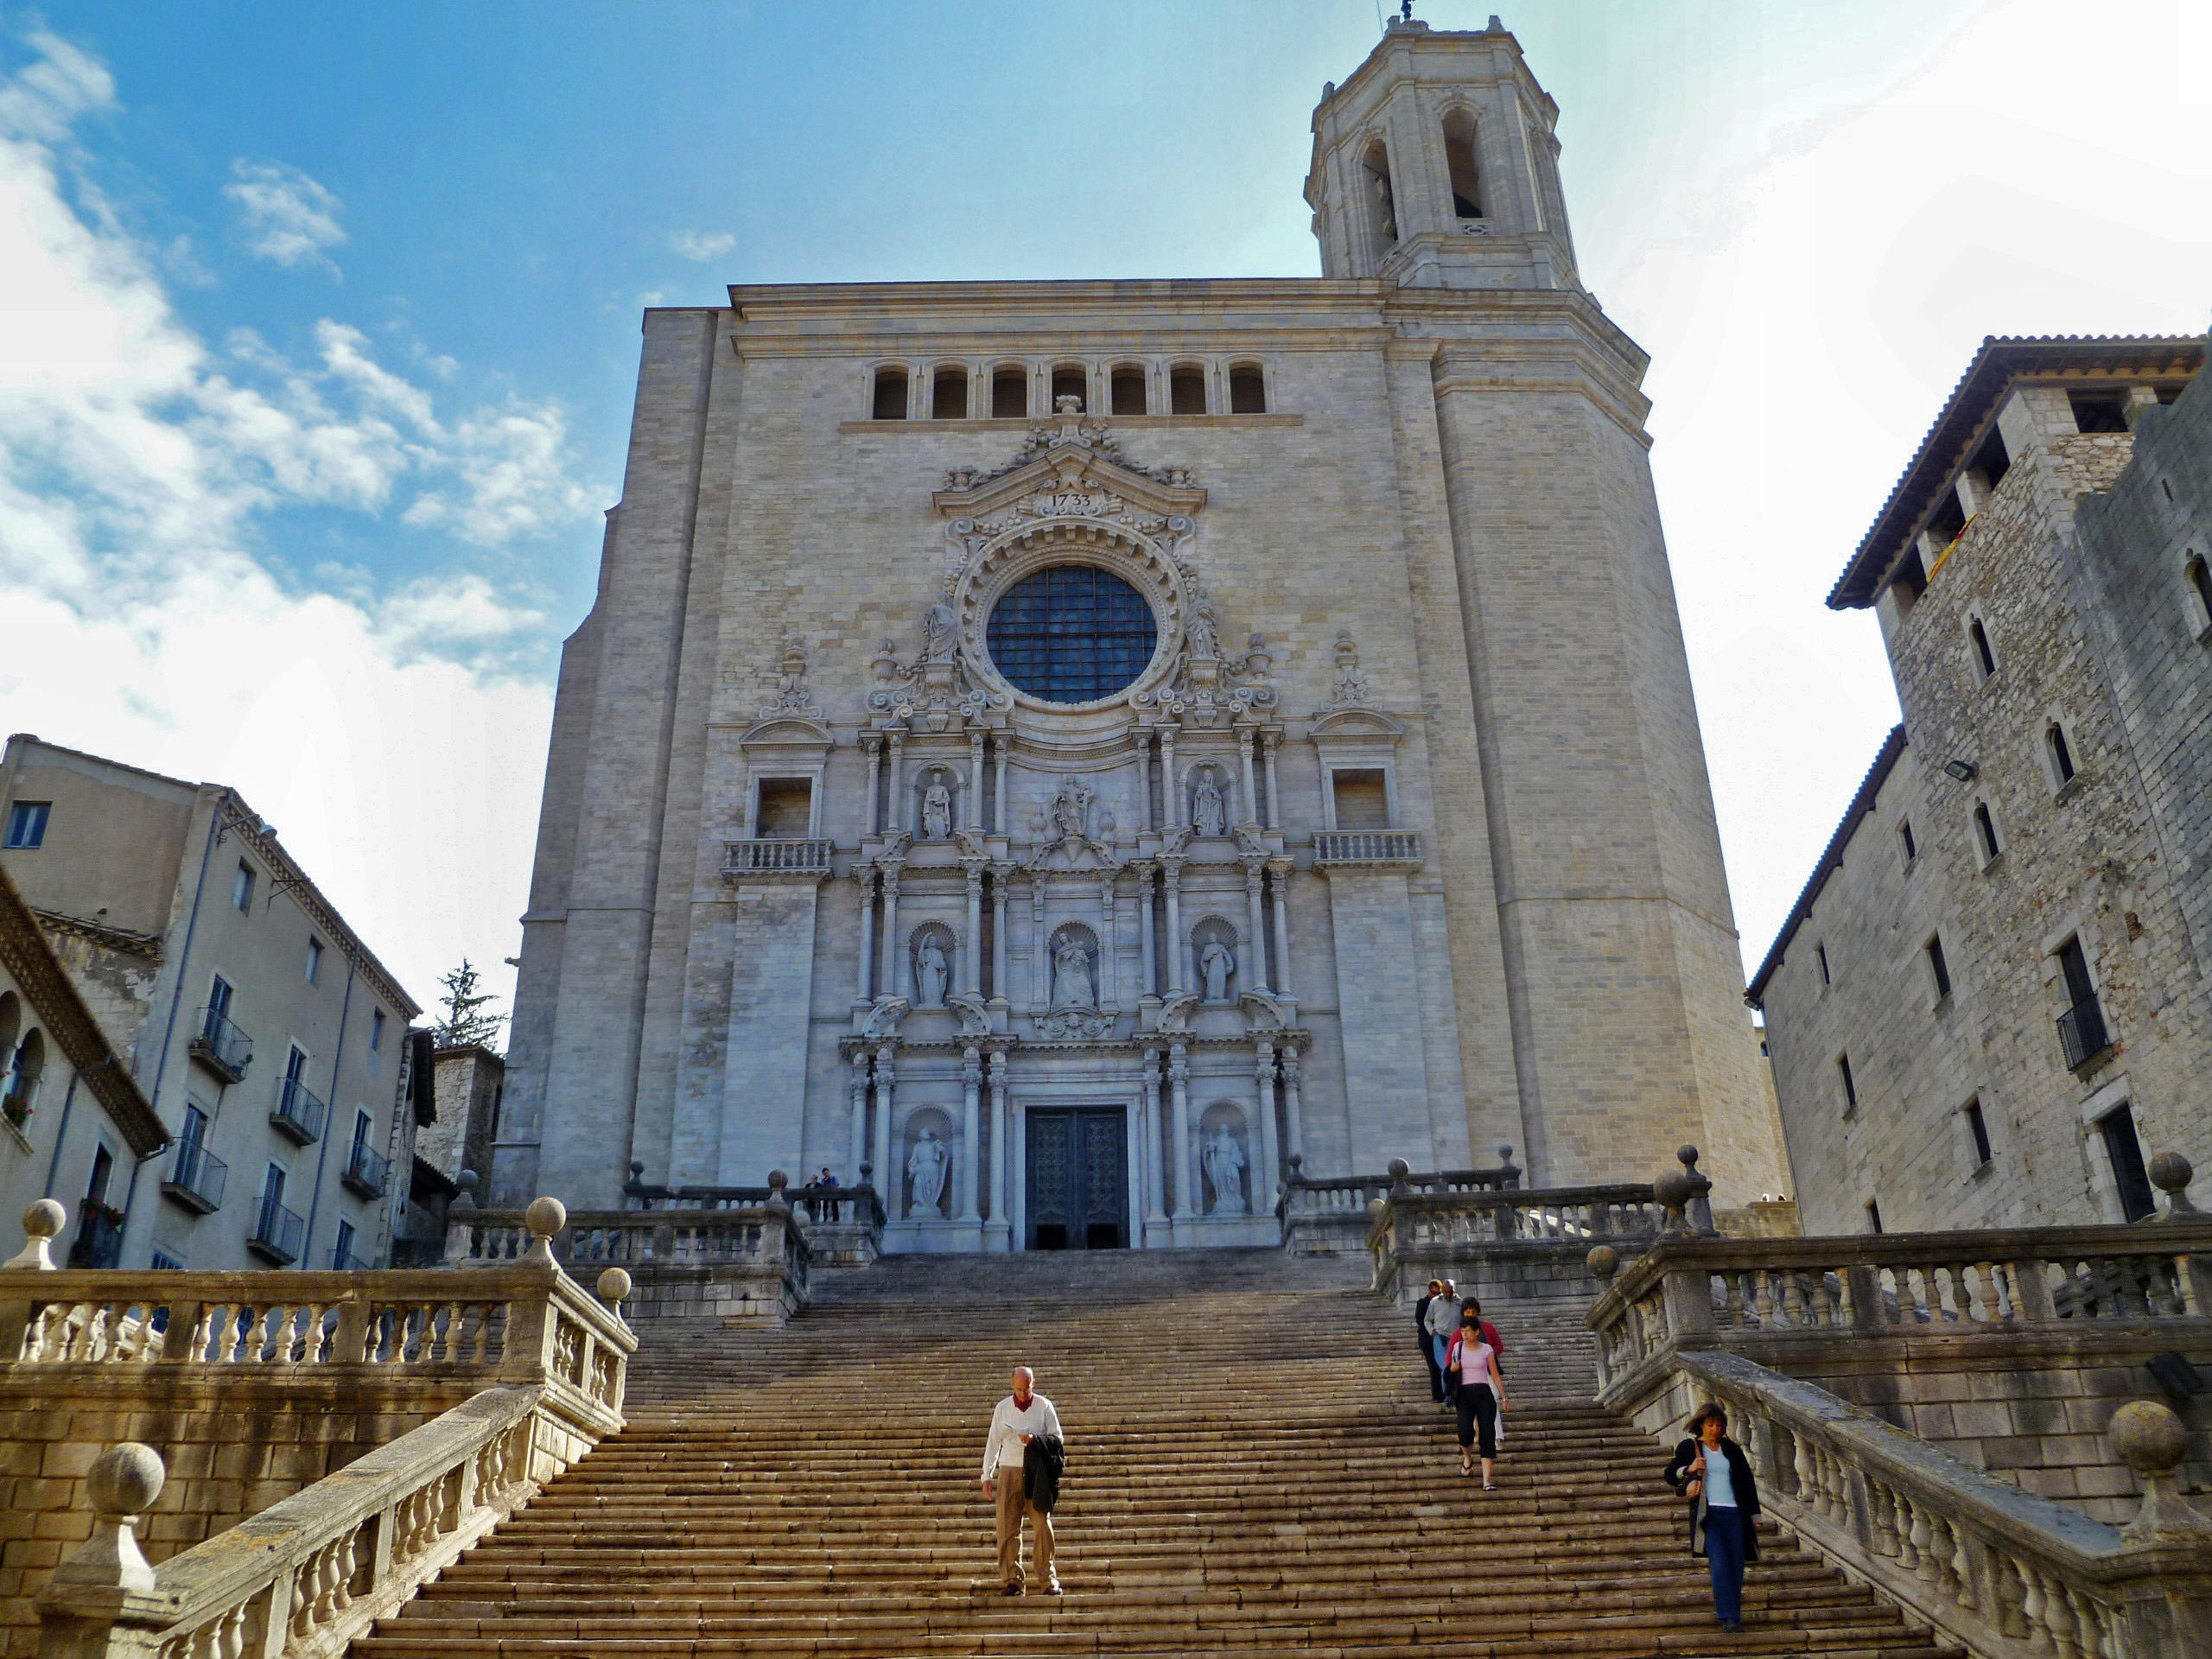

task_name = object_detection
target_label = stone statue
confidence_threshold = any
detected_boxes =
[915,934,949,1007]
[1192,766,1227,837]
[921,601,957,664]
[1187,598,1221,659]
[1051,934,1095,1011]
[1198,937,1234,1003]
[1051,775,1091,841]
[1094,801,1116,841]
[921,779,952,840]
[906,1129,948,1215]
[1205,1126,1248,1215]
[1375,173,1397,242]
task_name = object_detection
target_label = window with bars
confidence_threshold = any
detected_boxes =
[986,566,1158,704]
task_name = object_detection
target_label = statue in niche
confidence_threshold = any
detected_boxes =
[921,778,953,840]
[1205,1125,1249,1215]
[1050,933,1096,1011]
[1375,173,1397,243]
[1050,775,1091,842]
[1192,766,1227,837]
[906,1128,949,1215]
[1198,936,1235,1003]
[921,601,957,664]
[915,934,950,1007]
[1187,597,1222,660]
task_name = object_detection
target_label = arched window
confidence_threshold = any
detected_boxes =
[931,367,968,421]
[871,367,908,421]
[2047,721,2077,788]
[2186,552,2212,637]
[1110,365,1147,416]
[1168,364,1207,416]
[991,366,1028,419]
[1967,618,1997,681]
[1227,362,1267,415]
[3,1027,43,1121]
[1050,365,1087,413]
[1361,142,1397,257]
[1973,802,2001,864]
[1442,110,1483,218]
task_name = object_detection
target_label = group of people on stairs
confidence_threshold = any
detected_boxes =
[1411,1277,1765,1634]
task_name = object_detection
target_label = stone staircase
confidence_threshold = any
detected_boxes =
[356,1250,1950,1658]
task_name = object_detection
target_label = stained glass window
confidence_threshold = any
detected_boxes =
[986,566,1158,704]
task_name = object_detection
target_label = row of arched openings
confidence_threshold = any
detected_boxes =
[872,360,1268,421]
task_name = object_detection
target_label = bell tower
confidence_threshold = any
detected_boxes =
[1306,15,1579,290]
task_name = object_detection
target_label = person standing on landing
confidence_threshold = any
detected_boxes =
[1664,1402,1762,1632]
[1445,1302,1510,1487]
[982,1365,1062,1595]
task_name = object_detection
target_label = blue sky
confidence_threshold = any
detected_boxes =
[3,0,2209,1027]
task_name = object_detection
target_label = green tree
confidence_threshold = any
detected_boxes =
[432,957,507,1050]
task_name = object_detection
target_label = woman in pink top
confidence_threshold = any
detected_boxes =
[1445,1302,1510,1487]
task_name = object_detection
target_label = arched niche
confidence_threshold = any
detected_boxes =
[907,922,958,1007]
[912,764,965,841]
[1198,1101,1252,1216]
[1046,921,1099,1012]
[1188,915,1241,1004]
[899,1105,957,1220]
[1185,760,1237,838]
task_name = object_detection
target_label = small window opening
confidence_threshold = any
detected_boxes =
[1890,546,1928,605]
[1837,1053,1857,1110]
[1964,1097,1993,1167]
[871,367,909,421]
[1330,769,1389,831]
[931,368,968,421]
[991,368,1027,419]
[2164,480,2176,502]
[1050,366,1086,413]
[1361,142,1397,254]
[1815,943,1831,986]
[232,860,257,912]
[1865,1198,1883,1235]
[1973,803,2000,863]
[1110,366,1147,416]
[3,802,49,850]
[2056,935,2096,1009]
[2186,554,2212,632]
[1227,364,1267,415]
[2098,1102,2157,1223]
[1442,112,1483,218]
[1169,365,1207,416]
[1927,489,1968,549]
[305,937,322,985]
[1926,932,1952,1001]
[1899,819,1917,863]
[369,1008,385,1052]
[1969,619,1997,680]
[755,779,814,839]
[2069,391,2130,434]
[2048,722,2076,787]
[1969,425,2012,493]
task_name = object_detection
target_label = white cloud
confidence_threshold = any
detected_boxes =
[225,157,346,274]
[671,228,734,261]
[0,33,599,1013]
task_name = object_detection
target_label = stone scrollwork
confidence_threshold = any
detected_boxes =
[735,636,822,720]
[1329,628,1371,709]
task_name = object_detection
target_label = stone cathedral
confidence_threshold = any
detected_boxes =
[494,17,1791,1250]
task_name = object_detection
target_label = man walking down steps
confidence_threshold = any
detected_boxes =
[981,1364,1063,1596]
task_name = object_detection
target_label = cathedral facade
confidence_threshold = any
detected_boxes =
[495,18,1790,1249]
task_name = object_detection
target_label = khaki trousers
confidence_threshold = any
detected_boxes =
[994,1465,1055,1589]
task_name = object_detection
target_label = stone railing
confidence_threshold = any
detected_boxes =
[1310,830,1422,868]
[447,1197,810,1324]
[1660,1349,2212,1656]
[616,1173,883,1268]
[1280,1153,1520,1255]
[1589,1220,2212,1399]
[721,837,834,879]
[1367,1178,1661,1303]
[29,1198,639,1659]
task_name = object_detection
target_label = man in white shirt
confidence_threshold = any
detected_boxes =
[981,1365,1062,1594]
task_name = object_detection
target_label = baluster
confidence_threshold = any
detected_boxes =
[2069,1590,2113,1659]
[1867,1480,1901,1557]
[2017,1564,2053,1653]
[1719,1271,1745,1328]
[1792,1435,1816,1508]
[1947,1516,1976,1610]
[2039,1569,2084,1659]
[1809,1271,1836,1326]
[1780,1271,1808,1327]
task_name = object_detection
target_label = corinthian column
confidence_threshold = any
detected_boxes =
[1262,731,1282,830]
[963,864,985,998]
[1169,1043,1194,1222]
[1253,1039,1281,1217]
[1160,728,1180,830]
[872,1045,897,1218]
[1161,859,1185,994]
[1142,1047,1167,1230]
[988,1049,1010,1241]
[992,733,1010,835]
[1280,1048,1305,1168]
[1243,861,1270,995]
[960,1046,982,1223]
[1268,856,1294,1001]
[1237,727,1259,826]
[990,864,1013,1002]
[886,732,906,834]
[879,868,902,1002]
[862,738,883,836]
[848,1051,870,1185]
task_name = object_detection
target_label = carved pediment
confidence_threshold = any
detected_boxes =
[935,413,1205,526]
[740,715,836,752]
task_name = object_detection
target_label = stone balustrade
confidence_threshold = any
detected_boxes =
[22,1198,639,1659]
[1367,1174,1662,1305]
[1658,1349,2212,1657]
[448,1196,812,1324]
[721,837,834,879]
[1279,1156,1519,1255]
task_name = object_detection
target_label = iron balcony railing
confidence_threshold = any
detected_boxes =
[248,1194,305,1264]
[162,1138,229,1214]
[329,1245,371,1272]
[341,1141,389,1198]
[68,1208,124,1269]
[270,1077,328,1144]
[189,1007,253,1081]
[2057,995,2112,1071]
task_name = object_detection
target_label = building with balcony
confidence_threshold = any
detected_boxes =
[0,866,168,1260]
[1749,334,2210,1233]
[0,736,424,1270]
[496,16,1789,1250]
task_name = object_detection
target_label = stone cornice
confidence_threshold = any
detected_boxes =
[30,906,162,960]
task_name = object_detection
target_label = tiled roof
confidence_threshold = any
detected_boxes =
[1828,334,2203,610]
[1744,724,1908,1007]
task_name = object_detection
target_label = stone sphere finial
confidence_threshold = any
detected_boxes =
[4,1198,66,1270]
[1586,1244,1619,1281]
[2149,1152,2199,1217]
[858,1160,873,1184]
[1386,1157,1412,1181]
[1654,1169,1694,1230]
[629,1160,645,1179]
[595,1267,632,1310]
[89,1444,164,1519]
[453,1169,480,1212]
[524,1196,566,1262]
[1366,1197,1388,1221]
[767,1169,788,1192]
[2110,1399,2212,1538]
[1678,1145,1701,1170]
[1287,1153,1303,1174]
